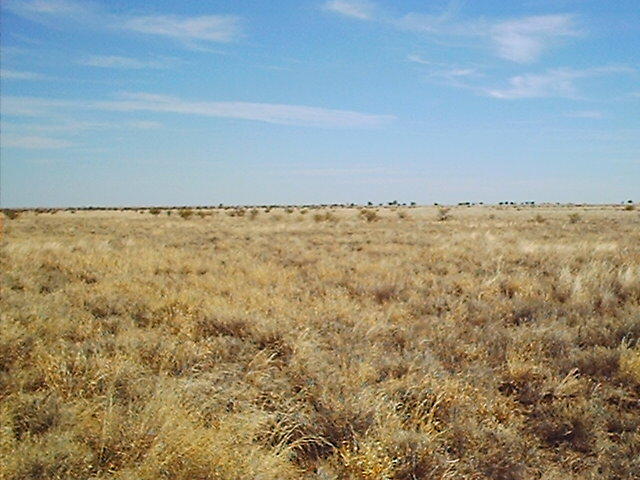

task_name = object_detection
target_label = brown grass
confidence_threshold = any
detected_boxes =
[1,205,639,479]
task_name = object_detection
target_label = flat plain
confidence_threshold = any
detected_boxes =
[1,205,639,480]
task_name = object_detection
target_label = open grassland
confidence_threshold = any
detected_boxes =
[1,205,639,480]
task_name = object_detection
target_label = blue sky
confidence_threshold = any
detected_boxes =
[1,0,639,207]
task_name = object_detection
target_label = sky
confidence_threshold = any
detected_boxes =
[1,0,639,207]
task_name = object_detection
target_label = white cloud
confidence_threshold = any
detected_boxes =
[5,1,243,44]
[397,9,579,63]
[406,54,431,65]
[396,7,466,35]
[486,69,579,99]
[123,15,241,43]
[3,0,99,28]
[485,66,631,99]
[1,96,75,116]
[1,93,395,128]
[1,69,47,80]
[78,55,174,69]
[324,0,375,20]
[2,134,74,149]
[97,92,395,128]
[127,120,162,129]
[2,119,163,132]
[5,0,89,17]
[438,68,478,78]
[490,15,578,63]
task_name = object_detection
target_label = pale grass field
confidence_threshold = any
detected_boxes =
[1,205,639,479]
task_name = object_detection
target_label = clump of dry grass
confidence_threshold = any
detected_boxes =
[359,209,380,222]
[312,211,337,223]
[437,206,451,221]
[1,205,639,479]
[178,208,193,219]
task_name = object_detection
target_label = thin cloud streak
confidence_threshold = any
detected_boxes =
[123,15,241,43]
[4,0,243,45]
[324,1,580,63]
[324,0,376,20]
[399,13,579,63]
[2,119,163,133]
[406,54,431,65]
[1,69,47,80]
[490,15,578,63]
[97,93,395,128]
[78,55,175,69]
[2,93,396,128]
[485,66,634,99]
[2,134,75,149]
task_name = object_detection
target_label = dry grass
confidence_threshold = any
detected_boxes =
[1,205,639,479]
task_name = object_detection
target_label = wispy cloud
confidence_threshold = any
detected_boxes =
[2,134,75,149]
[406,54,431,65]
[1,96,74,116]
[3,0,99,26]
[490,15,578,63]
[2,93,395,128]
[123,15,241,43]
[399,13,579,63]
[486,69,580,99]
[407,55,483,88]
[324,0,376,20]
[323,1,580,64]
[97,93,395,128]
[0,69,48,80]
[127,120,163,129]
[4,0,243,45]
[485,66,633,99]
[6,0,89,17]
[2,119,163,133]
[78,55,175,69]
[430,68,480,79]
[395,2,465,35]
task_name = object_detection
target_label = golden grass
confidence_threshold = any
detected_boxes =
[1,205,639,479]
